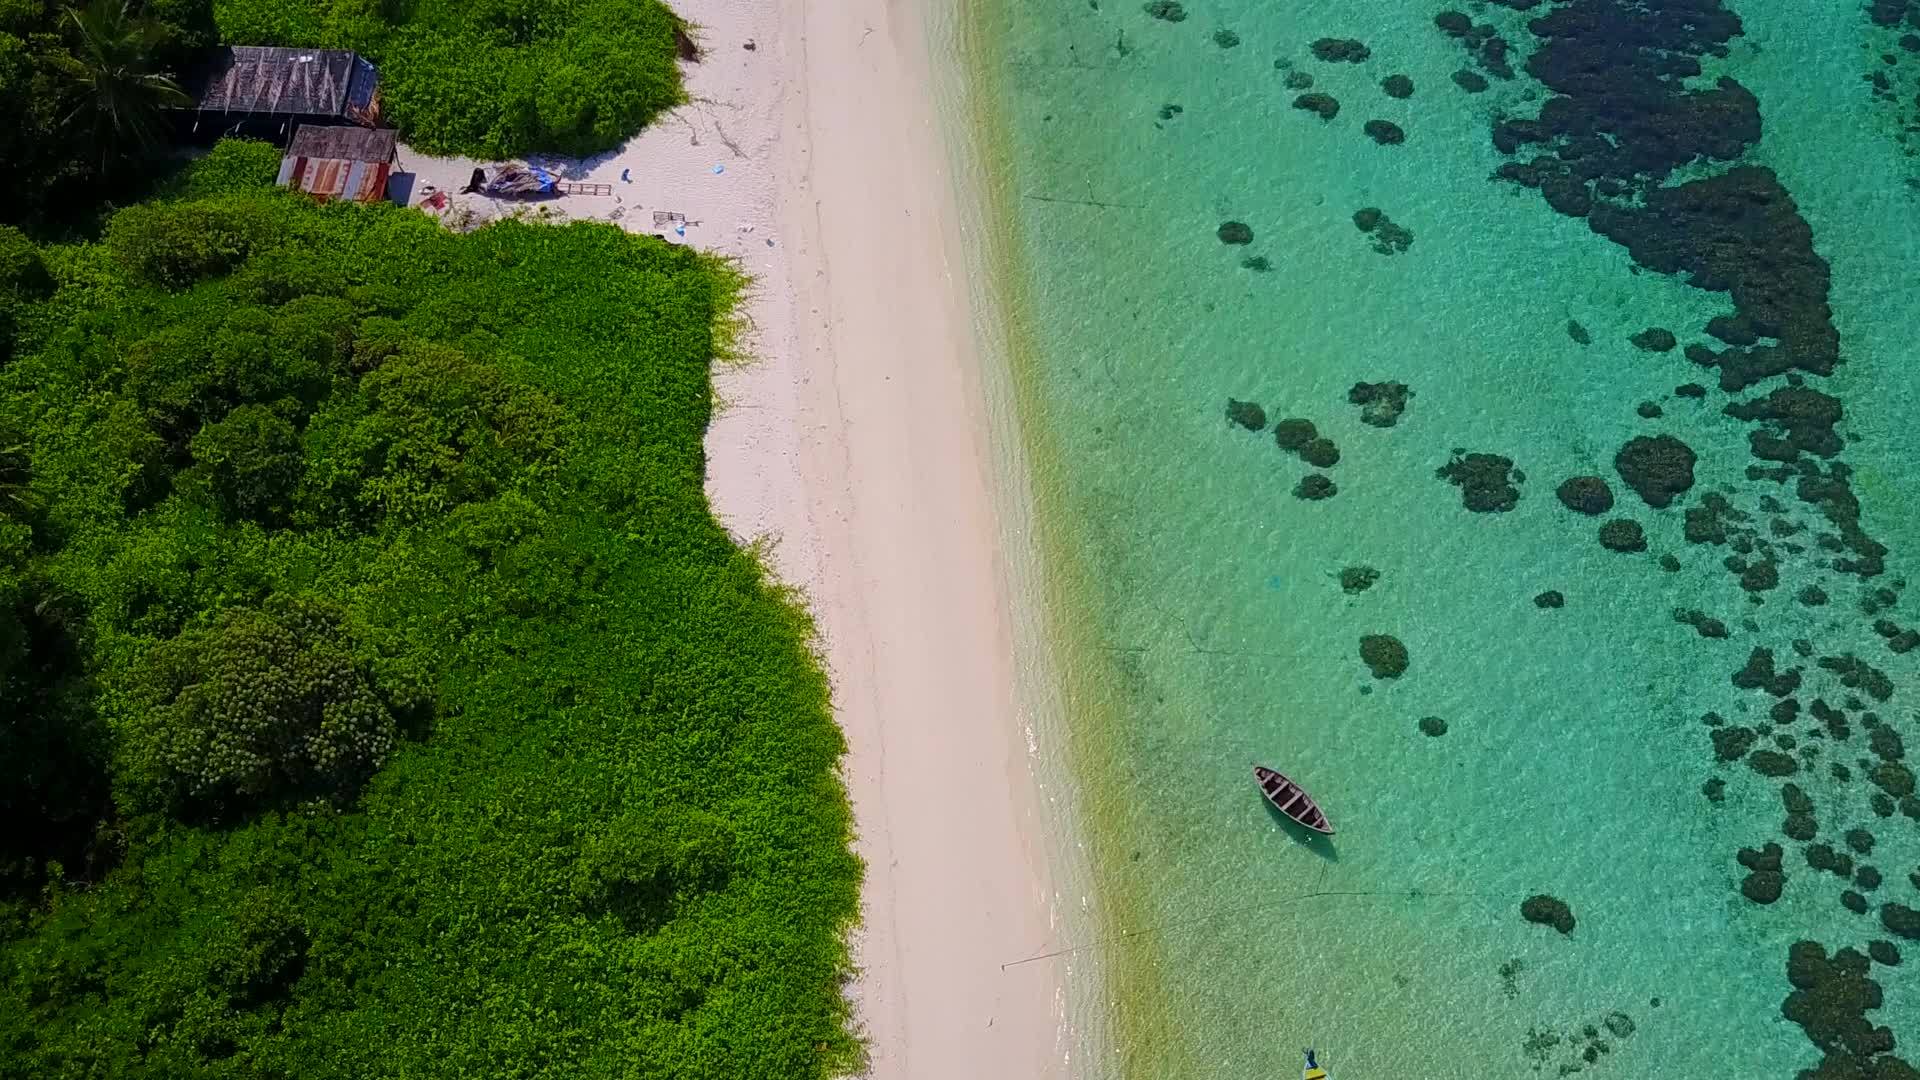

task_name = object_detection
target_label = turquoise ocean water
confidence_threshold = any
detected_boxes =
[955,0,1920,1074]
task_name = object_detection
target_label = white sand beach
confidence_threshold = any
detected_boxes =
[400,1,1068,1076]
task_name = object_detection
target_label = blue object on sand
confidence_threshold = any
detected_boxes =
[712,164,725,174]
[621,168,630,182]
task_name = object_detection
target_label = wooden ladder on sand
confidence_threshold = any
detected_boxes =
[558,182,613,196]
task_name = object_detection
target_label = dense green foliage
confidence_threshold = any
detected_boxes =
[0,177,861,1077]
[215,0,689,157]
[0,0,214,227]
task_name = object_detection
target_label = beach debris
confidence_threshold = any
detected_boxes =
[1348,381,1411,427]
[1218,221,1253,245]
[1213,27,1239,48]
[1359,634,1408,678]
[1363,119,1405,145]
[1451,69,1489,93]
[1614,434,1697,508]
[1293,474,1337,500]
[1436,451,1521,512]
[1309,37,1369,62]
[1273,418,1317,453]
[1631,326,1678,352]
[1339,565,1379,593]
[1520,894,1576,934]
[1292,92,1340,120]
[1352,207,1413,254]
[1534,590,1565,609]
[1566,319,1591,345]
[1283,70,1314,90]
[1382,73,1414,98]
[1142,0,1186,21]
[712,164,725,174]
[1599,518,1647,553]
[1554,475,1614,515]
[1225,398,1266,431]
[621,167,630,182]
[1418,715,1448,737]
[674,23,700,62]
[743,39,755,50]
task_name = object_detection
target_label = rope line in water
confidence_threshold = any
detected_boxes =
[1000,887,1504,969]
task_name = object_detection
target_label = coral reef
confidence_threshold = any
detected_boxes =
[1225,398,1266,431]
[1615,434,1698,509]
[1437,452,1522,512]
[1556,475,1614,515]
[1521,894,1576,934]
[1599,519,1647,553]
[1360,634,1409,678]
[1348,381,1413,427]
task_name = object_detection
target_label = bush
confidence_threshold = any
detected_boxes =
[189,403,303,523]
[106,198,280,289]
[168,138,284,198]
[118,599,398,814]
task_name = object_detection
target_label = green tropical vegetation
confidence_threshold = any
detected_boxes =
[215,0,690,157]
[0,150,864,1077]
[0,0,215,227]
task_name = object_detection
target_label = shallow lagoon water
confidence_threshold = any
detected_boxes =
[963,0,1920,1074]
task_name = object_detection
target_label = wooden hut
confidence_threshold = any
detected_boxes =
[277,124,396,203]
[181,46,381,143]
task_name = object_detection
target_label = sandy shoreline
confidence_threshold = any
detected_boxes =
[729,0,1069,1074]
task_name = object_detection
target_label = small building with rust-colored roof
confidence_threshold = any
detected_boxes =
[277,124,396,203]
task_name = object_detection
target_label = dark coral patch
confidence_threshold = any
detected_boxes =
[1556,475,1614,515]
[1348,381,1412,427]
[1615,434,1698,509]
[1360,634,1409,678]
[1226,398,1266,431]
[1363,119,1406,145]
[1599,519,1646,553]
[1437,452,1521,512]
[1521,894,1575,934]
[1293,93,1340,120]
[1310,37,1370,62]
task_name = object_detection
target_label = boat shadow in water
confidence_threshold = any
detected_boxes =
[1261,801,1339,860]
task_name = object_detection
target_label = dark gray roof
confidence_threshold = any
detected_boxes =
[286,124,395,162]
[187,47,379,119]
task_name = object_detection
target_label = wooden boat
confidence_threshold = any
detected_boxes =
[1254,765,1333,835]
[1303,1047,1329,1080]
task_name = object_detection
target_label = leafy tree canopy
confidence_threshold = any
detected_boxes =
[0,173,860,1078]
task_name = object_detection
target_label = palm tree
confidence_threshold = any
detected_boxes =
[47,0,190,164]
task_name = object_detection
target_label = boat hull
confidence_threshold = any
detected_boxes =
[1254,765,1334,835]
